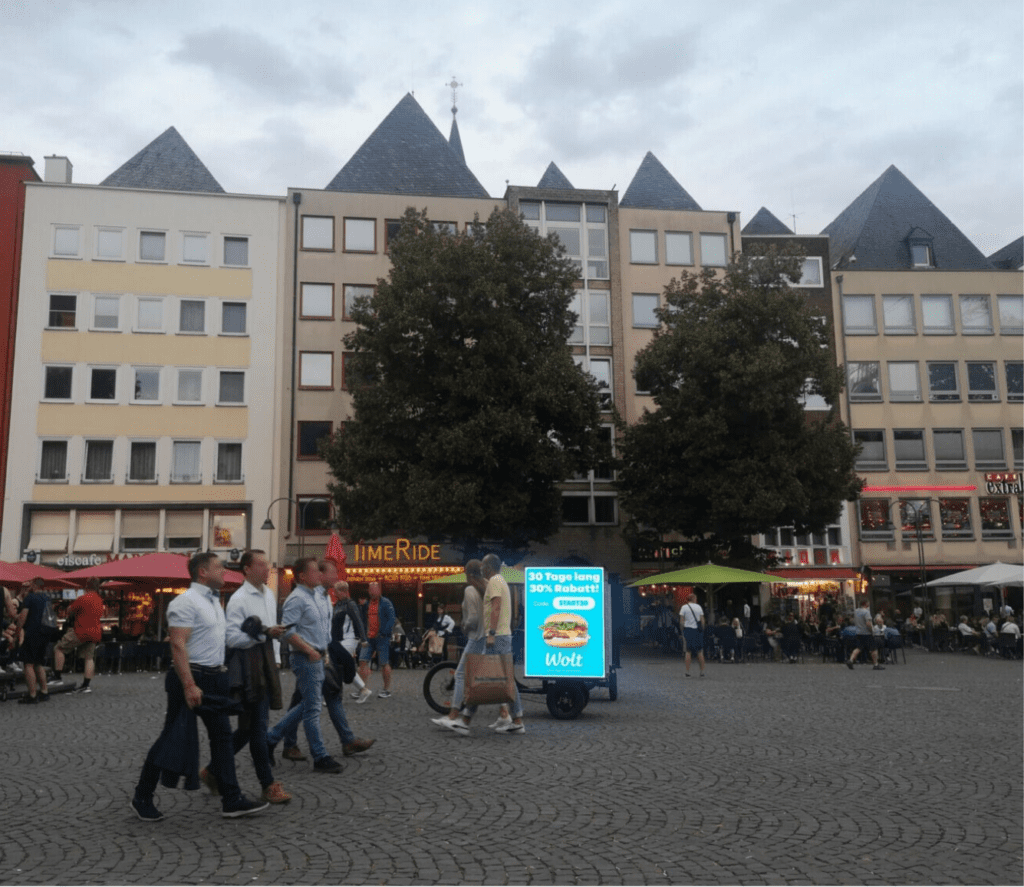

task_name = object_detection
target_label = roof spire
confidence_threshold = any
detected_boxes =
[446,75,462,117]
[446,76,466,164]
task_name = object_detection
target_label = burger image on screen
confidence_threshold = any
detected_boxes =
[540,613,589,648]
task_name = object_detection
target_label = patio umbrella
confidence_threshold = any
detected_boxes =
[62,552,244,586]
[0,560,80,589]
[925,561,1023,588]
[425,565,526,585]
[629,563,789,587]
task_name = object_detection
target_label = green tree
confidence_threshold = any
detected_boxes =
[617,249,862,551]
[322,206,604,554]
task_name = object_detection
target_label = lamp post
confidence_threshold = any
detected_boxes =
[260,497,295,568]
[899,498,942,651]
[260,496,336,563]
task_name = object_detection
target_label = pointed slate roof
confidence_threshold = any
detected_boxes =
[326,93,489,198]
[448,114,465,165]
[821,165,991,271]
[100,127,223,193]
[988,236,1023,270]
[537,162,574,189]
[619,152,701,211]
[742,207,793,236]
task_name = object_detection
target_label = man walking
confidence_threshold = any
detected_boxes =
[847,597,884,670]
[680,592,706,678]
[334,581,370,703]
[358,581,395,699]
[51,578,105,693]
[15,579,50,704]
[131,552,268,821]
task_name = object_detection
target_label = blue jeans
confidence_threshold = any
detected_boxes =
[463,635,523,720]
[451,637,487,710]
[280,669,355,750]
[268,657,330,761]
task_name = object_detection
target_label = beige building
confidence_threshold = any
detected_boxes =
[1,130,285,577]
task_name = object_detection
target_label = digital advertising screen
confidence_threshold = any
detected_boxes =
[524,566,607,679]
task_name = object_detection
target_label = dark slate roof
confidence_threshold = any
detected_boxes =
[448,114,465,165]
[820,165,991,271]
[742,207,792,236]
[619,151,701,211]
[100,127,224,193]
[326,93,489,198]
[989,236,1023,270]
[537,162,574,189]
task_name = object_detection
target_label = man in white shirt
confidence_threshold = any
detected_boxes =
[679,592,706,677]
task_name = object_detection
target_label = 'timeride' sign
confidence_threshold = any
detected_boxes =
[351,539,441,563]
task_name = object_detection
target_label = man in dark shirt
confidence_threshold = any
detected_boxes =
[16,578,50,703]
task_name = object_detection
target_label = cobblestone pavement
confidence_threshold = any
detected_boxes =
[2,647,1021,886]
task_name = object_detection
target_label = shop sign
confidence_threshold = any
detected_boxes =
[351,539,441,563]
[984,472,1022,495]
[632,542,688,562]
[54,553,107,568]
[524,567,607,679]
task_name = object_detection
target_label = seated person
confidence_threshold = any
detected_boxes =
[956,615,981,653]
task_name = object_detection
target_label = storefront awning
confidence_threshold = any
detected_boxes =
[774,568,858,580]
[73,534,113,553]
[27,534,68,552]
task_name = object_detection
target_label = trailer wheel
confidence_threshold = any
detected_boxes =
[607,669,618,701]
[546,681,588,720]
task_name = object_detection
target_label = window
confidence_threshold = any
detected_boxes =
[179,300,205,333]
[887,362,921,401]
[632,293,659,329]
[384,219,403,251]
[132,367,160,403]
[665,231,693,265]
[576,356,612,408]
[960,295,992,334]
[182,233,208,264]
[48,294,77,328]
[89,367,116,401]
[910,243,932,267]
[920,294,954,334]
[561,494,617,525]
[852,430,886,470]
[795,257,823,287]
[585,222,608,279]
[216,443,243,483]
[1013,429,1023,469]
[343,284,373,320]
[847,362,881,401]
[1006,362,1023,401]
[520,202,540,221]
[90,295,120,330]
[83,440,113,482]
[933,429,967,470]
[165,511,203,549]
[927,362,960,401]
[96,228,123,260]
[223,236,248,266]
[966,362,998,401]
[997,295,1023,334]
[221,302,246,335]
[39,441,68,482]
[298,421,332,459]
[859,500,893,540]
[43,366,72,400]
[699,233,727,267]
[893,429,927,470]
[629,230,657,264]
[121,511,159,551]
[54,225,80,257]
[882,295,915,334]
[431,220,457,234]
[972,429,1005,469]
[218,370,245,404]
[344,218,375,252]
[171,441,202,483]
[900,499,933,538]
[176,368,203,403]
[980,498,1013,539]
[302,216,334,250]
[634,356,651,396]
[939,499,972,539]
[297,496,331,532]
[136,297,163,332]
[569,289,610,345]
[139,231,166,262]
[842,295,876,334]
[301,283,334,319]
[299,352,333,389]
[128,441,157,482]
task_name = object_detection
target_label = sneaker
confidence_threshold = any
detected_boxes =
[78,686,92,694]
[38,692,50,702]
[17,695,38,705]
[377,690,391,699]
[846,660,854,670]
[312,756,342,774]
[261,782,291,804]
[199,767,220,796]
[355,687,372,704]
[221,797,270,818]
[432,715,469,735]
[131,795,164,822]
[873,665,886,670]
[495,721,525,734]
[342,738,375,756]
[350,690,362,699]
[48,677,64,687]
[488,715,513,730]
[282,747,307,762]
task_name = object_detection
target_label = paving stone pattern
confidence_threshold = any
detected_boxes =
[2,649,1021,885]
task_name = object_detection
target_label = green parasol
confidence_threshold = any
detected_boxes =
[425,565,525,585]
[629,563,789,587]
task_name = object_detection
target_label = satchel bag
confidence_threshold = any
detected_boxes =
[463,652,515,706]
[41,599,62,641]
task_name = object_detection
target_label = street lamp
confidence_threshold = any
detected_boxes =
[899,498,942,650]
[260,496,336,561]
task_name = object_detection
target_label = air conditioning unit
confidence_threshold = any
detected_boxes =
[970,393,999,401]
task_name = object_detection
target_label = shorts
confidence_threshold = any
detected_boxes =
[359,634,391,664]
[682,627,704,653]
[855,634,876,652]
[20,634,48,665]
[56,629,97,659]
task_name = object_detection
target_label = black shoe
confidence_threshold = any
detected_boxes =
[38,693,50,702]
[845,660,854,670]
[873,665,885,670]
[131,795,164,822]
[17,695,38,704]
[313,755,342,774]
[221,797,270,818]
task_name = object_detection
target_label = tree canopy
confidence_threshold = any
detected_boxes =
[616,249,862,547]
[322,206,604,552]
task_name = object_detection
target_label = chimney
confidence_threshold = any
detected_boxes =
[44,155,72,184]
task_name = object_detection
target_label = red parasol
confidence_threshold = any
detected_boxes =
[0,561,79,589]
[324,533,347,581]
[61,552,244,587]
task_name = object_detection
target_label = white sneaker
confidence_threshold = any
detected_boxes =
[48,678,65,687]
[350,690,362,699]
[431,716,469,735]
[495,721,525,734]
[488,715,513,730]
[355,687,372,704]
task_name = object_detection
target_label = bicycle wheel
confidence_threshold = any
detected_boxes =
[423,660,459,714]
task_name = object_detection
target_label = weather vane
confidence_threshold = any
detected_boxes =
[447,76,462,114]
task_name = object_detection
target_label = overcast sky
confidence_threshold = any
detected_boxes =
[2,0,1021,254]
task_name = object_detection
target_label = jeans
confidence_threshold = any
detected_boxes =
[137,668,241,807]
[451,637,487,710]
[280,668,355,750]
[463,634,523,720]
